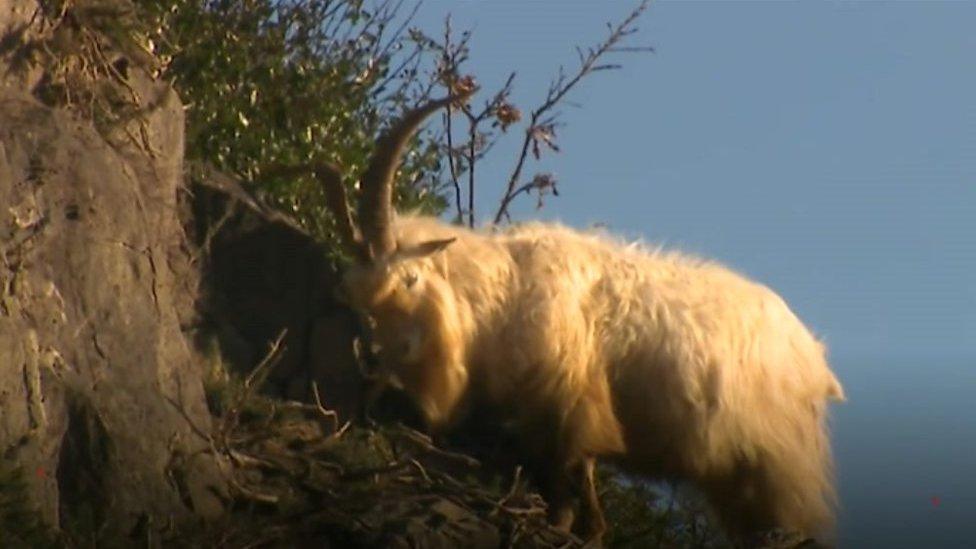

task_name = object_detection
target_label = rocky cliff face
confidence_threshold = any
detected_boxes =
[1,0,224,540]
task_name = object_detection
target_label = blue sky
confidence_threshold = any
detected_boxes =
[410,3,976,545]
[412,1,976,363]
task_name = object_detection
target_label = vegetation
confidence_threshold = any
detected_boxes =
[138,0,451,243]
[9,0,649,238]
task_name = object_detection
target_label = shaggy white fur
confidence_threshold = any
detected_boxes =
[343,213,845,543]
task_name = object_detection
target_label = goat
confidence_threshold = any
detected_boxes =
[314,90,846,545]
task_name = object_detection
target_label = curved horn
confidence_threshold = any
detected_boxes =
[266,162,369,261]
[358,87,476,259]
[312,162,369,261]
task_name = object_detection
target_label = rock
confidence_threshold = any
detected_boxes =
[0,0,43,91]
[0,1,225,540]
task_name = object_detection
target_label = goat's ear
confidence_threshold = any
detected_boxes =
[395,237,456,260]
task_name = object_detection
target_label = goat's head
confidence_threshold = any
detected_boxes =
[319,89,474,429]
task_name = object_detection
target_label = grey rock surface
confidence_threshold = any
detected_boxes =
[1,3,225,538]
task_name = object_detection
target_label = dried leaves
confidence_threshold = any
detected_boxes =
[418,1,652,225]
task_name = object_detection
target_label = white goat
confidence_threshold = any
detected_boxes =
[315,91,845,545]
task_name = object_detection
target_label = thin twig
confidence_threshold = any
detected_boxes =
[441,16,465,223]
[466,108,477,227]
[228,476,279,505]
[244,329,288,390]
[311,381,341,433]
[409,458,432,483]
[499,466,523,507]
[219,329,287,440]
[398,426,482,468]
[493,0,652,224]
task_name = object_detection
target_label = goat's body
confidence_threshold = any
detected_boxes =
[381,215,844,540]
[325,94,843,544]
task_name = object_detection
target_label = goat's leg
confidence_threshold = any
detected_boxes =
[541,465,578,532]
[539,457,607,546]
[577,457,607,543]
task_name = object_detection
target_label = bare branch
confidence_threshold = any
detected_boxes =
[441,15,465,223]
[218,329,288,442]
[493,0,651,224]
